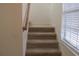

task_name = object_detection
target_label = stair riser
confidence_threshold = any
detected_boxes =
[28,35,56,39]
[26,52,61,56]
[27,43,58,48]
[28,36,56,39]
[29,28,55,32]
[28,34,56,36]
[28,39,56,40]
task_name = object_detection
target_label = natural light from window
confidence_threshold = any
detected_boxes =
[62,3,79,51]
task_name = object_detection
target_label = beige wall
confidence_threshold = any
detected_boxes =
[29,3,52,27]
[0,4,22,56]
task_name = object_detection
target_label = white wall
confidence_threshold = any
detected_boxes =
[29,3,52,27]
[22,3,28,56]
[22,3,28,27]
[49,3,62,40]
[23,31,28,56]
[50,3,75,56]
[29,3,76,56]
[0,4,22,56]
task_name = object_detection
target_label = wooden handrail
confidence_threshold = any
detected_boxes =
[23,3,30,31]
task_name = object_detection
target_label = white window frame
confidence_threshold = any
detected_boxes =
[61,3,79,55]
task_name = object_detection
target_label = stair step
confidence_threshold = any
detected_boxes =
[26,27,61,56]
[28,32,56,39]
[29,27,55,32]
[26,48,61,56]
[27,39,58,43]
[27,40,58,48]
[28,32,56,35]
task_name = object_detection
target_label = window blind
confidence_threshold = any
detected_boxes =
[62,3,79,50]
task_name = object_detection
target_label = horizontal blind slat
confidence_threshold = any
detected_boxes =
[62,3,79,51]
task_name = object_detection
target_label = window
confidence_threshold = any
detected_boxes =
[62,3,79,51]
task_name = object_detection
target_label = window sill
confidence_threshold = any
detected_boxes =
[60,39,79,56]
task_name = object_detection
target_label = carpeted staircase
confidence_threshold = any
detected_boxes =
[26,27,61,56]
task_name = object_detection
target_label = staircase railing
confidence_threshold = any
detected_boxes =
[23,3,30,31]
